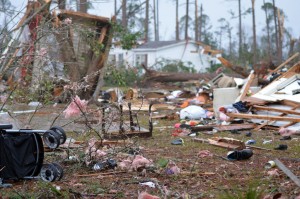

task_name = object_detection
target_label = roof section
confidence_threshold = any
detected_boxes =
[136,40,182,49]
[58,10,111,25]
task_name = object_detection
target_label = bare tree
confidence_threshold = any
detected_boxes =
[185,0,189,40]
[58,0,66,9]
[199,4,202,42]
[262,0,272,61]
[114,0,117,16]
[217,18,226,49]
[153,0,157,41]
[195,0,198,41]
[122,0,127,29]
[145,0,149,42]
[272,0,279,60]
[238,0,242,59]
[277,8,284,63]
[79,0,87,13]
[225,21,234,60]
[156,0,159,40]
[251,0,257,66]
[175,0,179,40]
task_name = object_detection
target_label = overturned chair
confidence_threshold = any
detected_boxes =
[0,124,66,187]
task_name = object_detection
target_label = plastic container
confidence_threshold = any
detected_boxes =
[264,160,276,169]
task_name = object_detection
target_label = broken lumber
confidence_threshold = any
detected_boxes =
[274,159,300,187]
[252,105,300,116]
[269,52,299,74]
[238,70,256,101]
[193,137,245,150]
[254,104,300,131]
[214,123,257,131]
[227,113,300,123]
[191,125,215,132]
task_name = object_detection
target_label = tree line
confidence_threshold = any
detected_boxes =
[1,0,300,68]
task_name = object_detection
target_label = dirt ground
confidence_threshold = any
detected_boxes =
[1,103,300,199]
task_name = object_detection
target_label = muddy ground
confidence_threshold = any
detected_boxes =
[1,103,300,199]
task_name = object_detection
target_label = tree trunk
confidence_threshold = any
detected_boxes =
[199,4,202,42]
[185,0,189,40]
[145,0,149,42]
[79,0,87,13]
[277,8,283,63]
[238,0,242,60]
[195,0,198,41]
[153,0,158,41]
[141,64,215,85]
[272,0,279,60]
[122,0,127,29]
[263,0,271,61]
[114,0,117,16]
[288,39,296,57]
[228,25,232,60]
[175,0,179,41]
[156,0,159,41]
[251,0,257,68]
[58,0,66,9]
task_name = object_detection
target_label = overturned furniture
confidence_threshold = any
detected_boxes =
[101,102,153,139]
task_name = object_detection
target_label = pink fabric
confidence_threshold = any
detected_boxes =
[118,159,132,170]
[198,150,213,158]
[279,127,296,136]
[132,155,152,171]
[169,165,180,175]
[138,192,160,199]
[174,123,181,128]
[63,95,88,118]
[119,155,152,171]
[267,169,280,176]
[219,111,230,122]
[84,138,107,166]
[166,161,180,175]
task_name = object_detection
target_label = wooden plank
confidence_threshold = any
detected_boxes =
[192,137,245,150]
[253,105,300,116]
[270,52,299,74]
[239,70,256,101]
[254,104,300,131]
[191,125,215,132]
[281,100,300,107]
[227,113,300,123]
[207,138,244,150]
[246,145,272,151]
[98,26,108,44]
[214,123,256,131]
[58,10,110,24]
[260,62,300,93]
[274,159,300,187]
[243,96,268,105]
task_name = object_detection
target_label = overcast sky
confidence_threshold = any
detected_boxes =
[5,0,300,41]
[90,0,300,41]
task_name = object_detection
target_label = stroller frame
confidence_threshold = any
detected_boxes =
[0,124,65,187]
